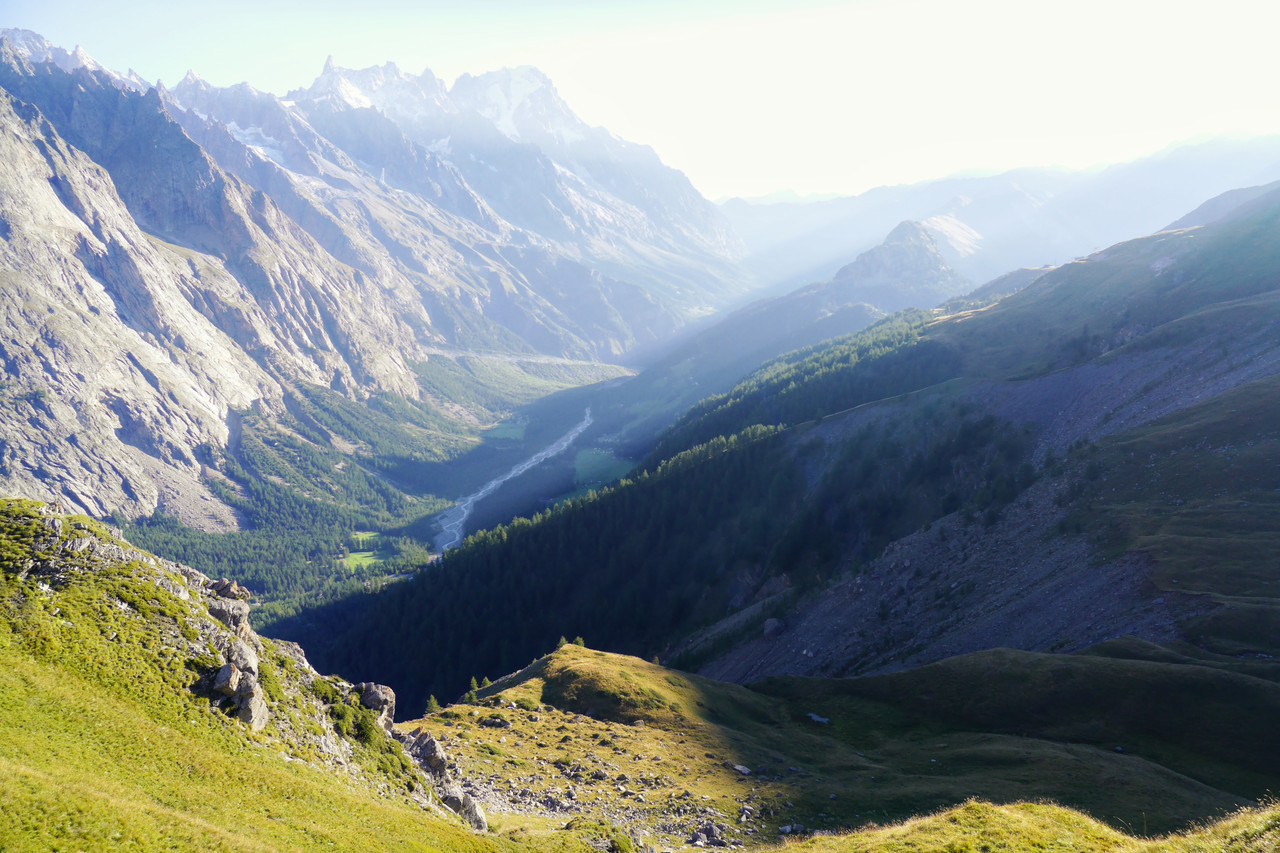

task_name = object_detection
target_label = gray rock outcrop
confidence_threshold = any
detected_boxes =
[211,578,251,600]
[208,597,252,640]
[400,730,487,830]
[357,682,396,732]
[213,663,241,696]
[688,821,728,847]
[459,793,487,832]
[227,638,259,676]
[237,686,269,731]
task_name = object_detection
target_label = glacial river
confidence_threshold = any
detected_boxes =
[433,408,593,552]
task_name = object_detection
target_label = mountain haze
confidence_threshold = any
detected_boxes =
[725,138,1280,289]
[581,220,973,451]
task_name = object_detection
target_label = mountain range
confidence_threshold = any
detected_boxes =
[0,28,750,526]
[4,27,1278,534]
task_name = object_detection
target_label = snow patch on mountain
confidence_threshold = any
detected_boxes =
[482,68,562,141]
[295,60,455,129]
[226,121,288,167]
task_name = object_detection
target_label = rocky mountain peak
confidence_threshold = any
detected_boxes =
[0,29,748,525]
[1,28,79,70]
[177,68,205,90]
[882,219,940,248]
[836,220,951,279]
[450,65,582,144]
[294,57,454,118]
[828,220,970,312]
[1,28,147,92]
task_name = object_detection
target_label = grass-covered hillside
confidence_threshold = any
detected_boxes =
[407,644,1280,852]
[0,497,578,852]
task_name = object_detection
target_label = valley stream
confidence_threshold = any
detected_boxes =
[434,408,593,552]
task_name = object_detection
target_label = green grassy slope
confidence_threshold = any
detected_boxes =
[412,645,1278,847]
[0,651,499,852]
[0,498,586,853]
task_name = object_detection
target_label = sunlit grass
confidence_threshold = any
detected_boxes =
[404,645,1268,848]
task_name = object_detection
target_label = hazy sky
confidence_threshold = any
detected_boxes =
[7,0,1280,199]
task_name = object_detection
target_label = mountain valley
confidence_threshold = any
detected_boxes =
[3,24,1280,853]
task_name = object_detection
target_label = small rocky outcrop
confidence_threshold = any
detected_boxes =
[237,686,270,731]
[357,682,396,732]
[688,821,729,848]
[213,663,241,695]
[207,596,252,640]
[401,731,488,831]
[227,638,259,676]
[411,733,450,773]
[459,794,487,833]
[183,571,269,731]
[210,577,251,600]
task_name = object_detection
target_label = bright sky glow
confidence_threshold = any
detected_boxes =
[7,0,1280,199]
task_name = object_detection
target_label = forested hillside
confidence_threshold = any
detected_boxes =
[313,186,1280,710]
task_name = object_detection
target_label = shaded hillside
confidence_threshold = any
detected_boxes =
[582,220,970,453]
[318,188,1280,710]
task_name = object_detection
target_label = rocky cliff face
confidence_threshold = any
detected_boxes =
[0,84,277,525]
[297,60,743,297]
[0,30,751,523]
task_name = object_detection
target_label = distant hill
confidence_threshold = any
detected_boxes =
[723,137,1280,288]
[582,219,972,452]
